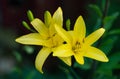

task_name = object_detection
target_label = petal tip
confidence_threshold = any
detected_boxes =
[77,15,84,21]
[15,38,18,42]
[100,28,105,33]
[35,65,44,74]
[103,56,109,62]
[80,62,84,65]
[35,61,43,74]
[35,58,44,74]
[53,53,56,56]
[15,38,21,43]
[79,15,83,18]
[57,7,62,12]
[54,7,62,15]
[77,61,84,65]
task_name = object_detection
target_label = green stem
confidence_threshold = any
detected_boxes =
[69,67,80,79]
[59,61,80,79]
[101,0,109,27]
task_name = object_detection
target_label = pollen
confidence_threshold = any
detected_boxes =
[72,41,82,53]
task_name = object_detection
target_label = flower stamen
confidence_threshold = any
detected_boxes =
[72,41,82,53]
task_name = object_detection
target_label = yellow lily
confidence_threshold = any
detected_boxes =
[15,7,71,73]
[53,16,109,65]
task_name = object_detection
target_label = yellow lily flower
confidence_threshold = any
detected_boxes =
[53,16,109,65]
[15,7,71,73]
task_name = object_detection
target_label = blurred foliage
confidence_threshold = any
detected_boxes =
[0,0,120,79]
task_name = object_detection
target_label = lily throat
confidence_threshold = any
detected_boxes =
[72,41,82,53]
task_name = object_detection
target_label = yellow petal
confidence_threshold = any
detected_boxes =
[35,47,51,73]
[84,46,109,62]
[68,31,78,46]
[85,28,105,45]
[53,44,73,57]
[31,18,48,38]
[52,34,64,46]
[55,24,72,44]
[74,16,86,41]
[15,33,46,45]
[74,53,84,65]
[49,23,56,37]
[49,7,63,37]
[59,57,72,66]
[53,7,63,26]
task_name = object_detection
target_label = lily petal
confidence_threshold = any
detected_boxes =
[74,53,84,65]
[84,46,109,62]
[53,44,73,57]
[53,7,63,26]
[59,57,72,66]
[31,18,48,38]
[68,31,77,45]
[35,47,51,73]
[55,24,72,44]
[49,23,56,37]
[52,34,64,46]
[85,28,105,45]
[15,33,47,45]
[74,16,86,41]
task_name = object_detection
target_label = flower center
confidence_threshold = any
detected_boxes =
[72,41,82,53]
[50,33,59,48]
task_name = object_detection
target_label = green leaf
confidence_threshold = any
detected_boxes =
[96,74,117,79]
[23,67,43,79]
[101,0,106,11]
[59,65,74,79]
[97,52,120,75]
[94,18,102,30]
[27,10,34,21]
[26,70,36,79]
[114,64,120,69]
[44,11,52,27]
[66,19,71,31]
[103,12,119,31]
[13,51,22,62]
[89,4,102,17]
[99,36,118,55]
[108,29,120,35]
